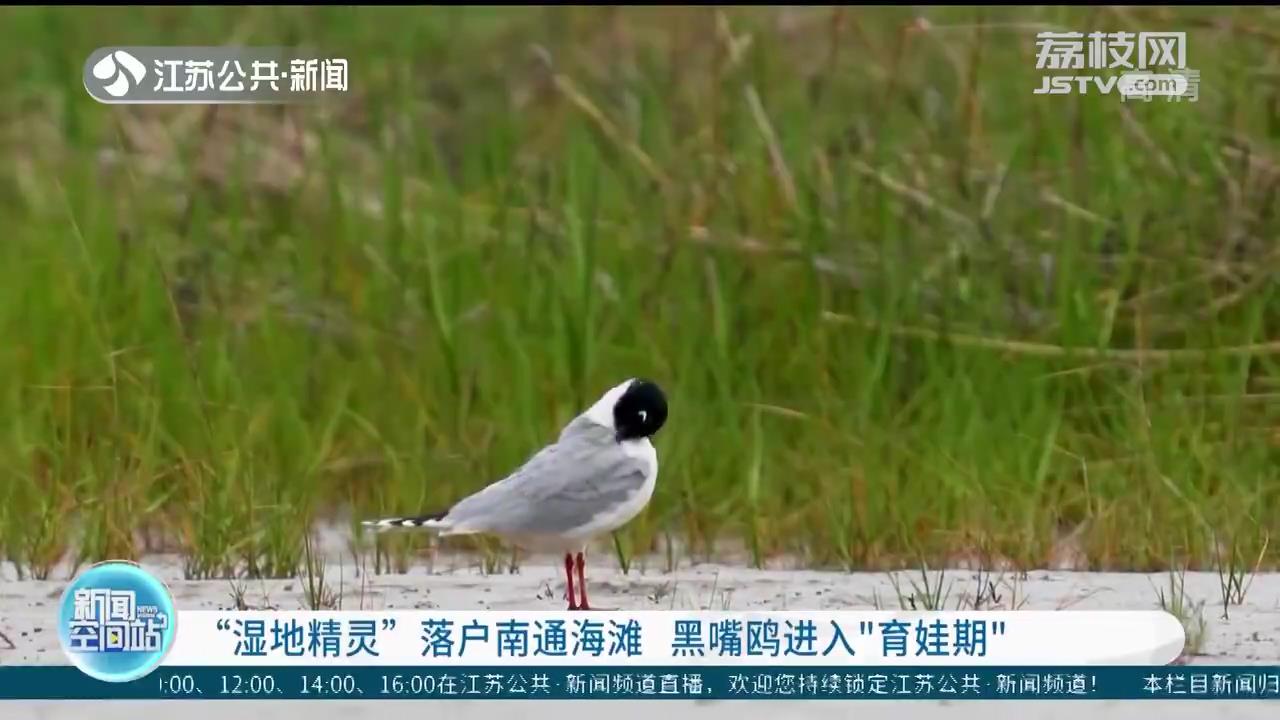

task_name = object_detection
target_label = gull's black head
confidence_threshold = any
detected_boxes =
[613,378,668,442]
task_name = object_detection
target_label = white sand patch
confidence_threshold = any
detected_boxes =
[2,552,1278,663]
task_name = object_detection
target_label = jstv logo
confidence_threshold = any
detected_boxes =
[1033,31,1199,102]
[88,49,147,98]
[83,46,350,104]
[57,561,177,683]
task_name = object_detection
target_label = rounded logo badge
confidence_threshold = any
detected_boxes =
[57,561,177,683]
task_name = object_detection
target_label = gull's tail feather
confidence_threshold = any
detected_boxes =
[361,510,449,532]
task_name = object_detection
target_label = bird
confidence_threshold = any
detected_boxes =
[362,378,668,610]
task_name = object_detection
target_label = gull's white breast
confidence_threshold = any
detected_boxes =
[568,437,658,540]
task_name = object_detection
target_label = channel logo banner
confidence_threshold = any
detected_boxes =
[155,610,1185,667]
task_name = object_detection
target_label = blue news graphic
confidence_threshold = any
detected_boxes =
[0,665,1278,700]
[56,561,177,683]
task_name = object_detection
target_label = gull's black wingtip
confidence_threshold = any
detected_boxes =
[360,509,449,531]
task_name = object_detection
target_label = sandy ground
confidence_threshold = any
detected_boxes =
[2,552,1278,718]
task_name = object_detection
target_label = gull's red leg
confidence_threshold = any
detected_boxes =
[564,553,579,611]
[575,551,590,610]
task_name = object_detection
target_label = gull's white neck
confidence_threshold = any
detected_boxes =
[582,379,634,429]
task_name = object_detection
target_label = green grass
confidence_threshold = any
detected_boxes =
[1152,565,1209,660]
[1,6,1279,579]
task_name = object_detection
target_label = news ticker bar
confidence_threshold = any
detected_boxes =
[54,561,1190,688]
[153,610,1189,666]
[1,666,1278,700]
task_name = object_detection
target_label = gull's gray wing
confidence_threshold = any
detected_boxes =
[439,418,649,536]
